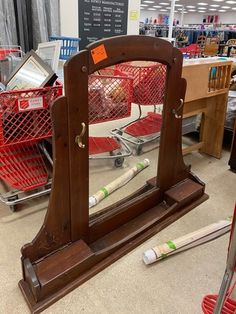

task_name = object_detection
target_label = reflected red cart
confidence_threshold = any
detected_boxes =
[112,61,200,155]
[112,61,167,155]
[88,68,133,167]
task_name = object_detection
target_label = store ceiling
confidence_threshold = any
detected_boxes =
[140,0,236,14]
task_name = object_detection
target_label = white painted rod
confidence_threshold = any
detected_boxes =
[143,220,231,265]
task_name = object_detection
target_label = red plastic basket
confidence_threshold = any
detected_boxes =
[202,280,236,314]
[0,142,48,191]
[0,82,62,147]
[88,68,133,124]
[117,61,166,105]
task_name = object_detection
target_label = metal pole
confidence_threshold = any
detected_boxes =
[168,0,176,39]
[213,215,236,313]
[180,6,184,27]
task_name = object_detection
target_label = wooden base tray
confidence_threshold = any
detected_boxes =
[19,178,208,314]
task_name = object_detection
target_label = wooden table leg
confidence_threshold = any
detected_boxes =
[200,94,228,159]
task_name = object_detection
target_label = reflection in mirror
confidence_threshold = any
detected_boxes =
[88,61,167,215]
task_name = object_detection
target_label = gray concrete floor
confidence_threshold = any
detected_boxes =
[0,141,235,314]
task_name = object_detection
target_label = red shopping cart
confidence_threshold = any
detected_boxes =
[112,61,167,155]
[0,46,23,60]
[88,67,133,167]
[202,204,236,314]
[179,44,202,59]
[0,82,62,210]
[0,46,24,83]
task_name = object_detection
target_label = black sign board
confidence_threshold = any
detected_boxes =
[79,0,128,49]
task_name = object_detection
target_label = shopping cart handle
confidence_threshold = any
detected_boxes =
[75,122,86,148]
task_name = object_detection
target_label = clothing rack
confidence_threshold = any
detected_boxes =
[139,23,236,45]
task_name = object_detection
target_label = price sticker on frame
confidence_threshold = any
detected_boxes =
[91,44,108,65]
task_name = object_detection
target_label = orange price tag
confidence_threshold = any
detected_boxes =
[91,44,108,65]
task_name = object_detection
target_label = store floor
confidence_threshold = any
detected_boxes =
[0,132,235,313]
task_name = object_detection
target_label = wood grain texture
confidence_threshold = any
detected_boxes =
[19,35,208,313]
[21,96,71,263]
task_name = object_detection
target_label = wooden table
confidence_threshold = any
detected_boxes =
[182,58,233,158]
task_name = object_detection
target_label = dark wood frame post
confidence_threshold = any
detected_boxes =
[19,36,208,313]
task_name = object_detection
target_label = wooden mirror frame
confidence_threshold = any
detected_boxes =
[19,36,208,313]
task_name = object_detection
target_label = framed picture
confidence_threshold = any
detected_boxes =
[36,41,61,72]
[6,50,57,90]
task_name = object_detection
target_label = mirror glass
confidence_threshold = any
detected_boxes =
[89,61,167,215]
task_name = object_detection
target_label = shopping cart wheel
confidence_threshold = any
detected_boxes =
[114,153,124,168]
[136,145,143,156]
[116,129,123,136]
[7,195,19,212]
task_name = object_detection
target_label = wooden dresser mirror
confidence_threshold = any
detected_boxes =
[19,35,208,313]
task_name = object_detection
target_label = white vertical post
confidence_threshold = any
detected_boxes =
[59,0,78,37]
[168,0,176,39]
[180,6,184,27]
[127,0,141,35]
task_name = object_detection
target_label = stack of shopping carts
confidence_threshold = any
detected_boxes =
[0,82,62,210]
